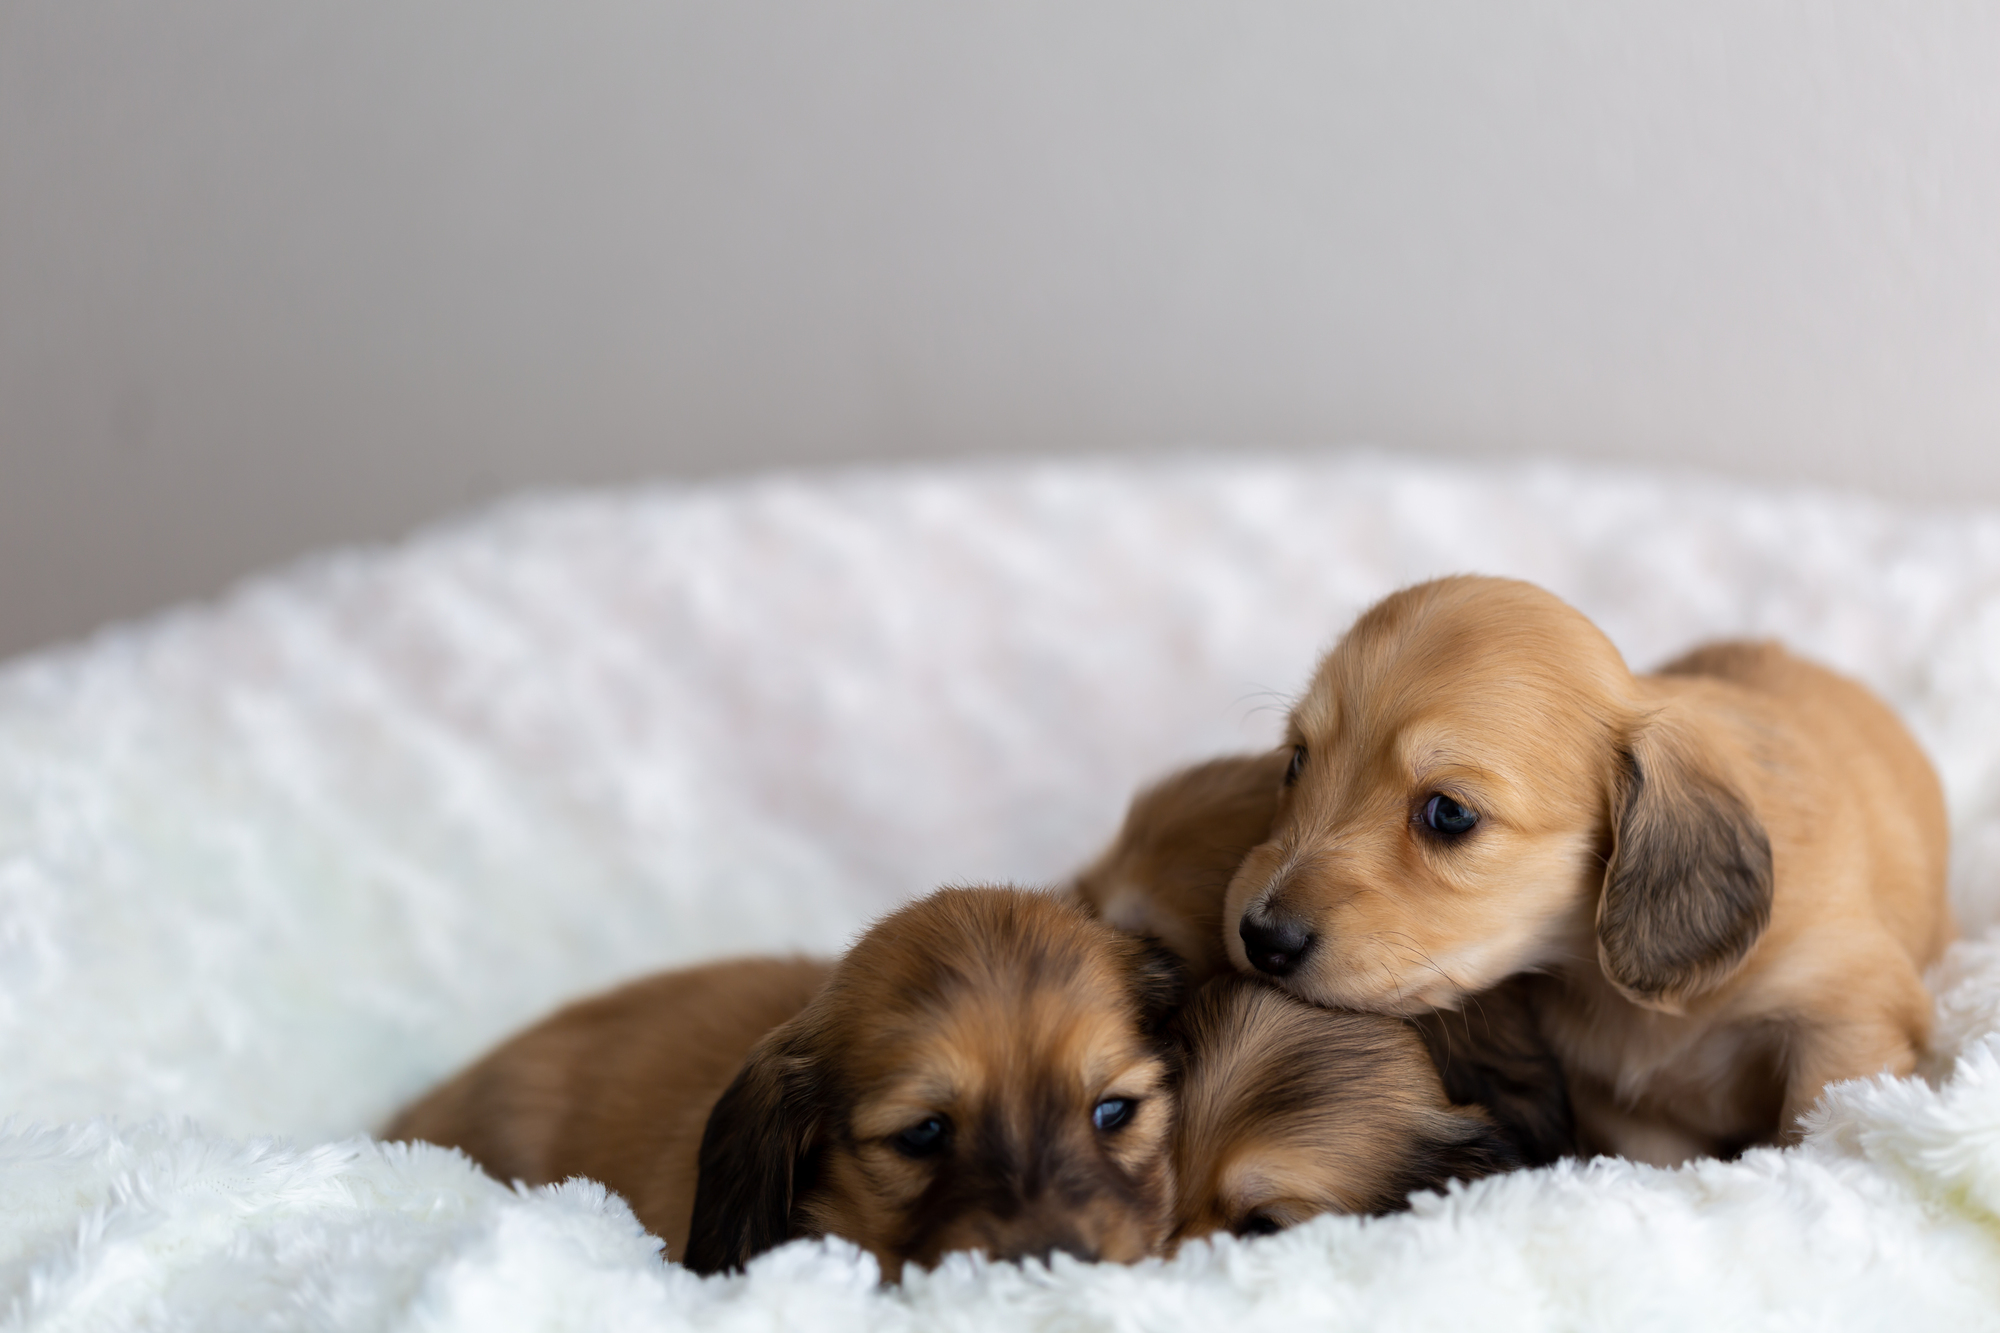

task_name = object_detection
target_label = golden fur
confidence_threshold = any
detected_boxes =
[1170,974,1516,1242]
[384,956,830,1261]
[1071,751,1291,983]
[1225,575,1954,1162]
[1075,751,1577,1166]
[685,887,1184,1277]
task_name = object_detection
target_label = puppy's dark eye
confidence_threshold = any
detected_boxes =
[1235,1213,1282,1237]
[1284,744,1307,787]
[1422,793,1478,836]
[893,1115,950,1158]
[1092,1097,1135,1131]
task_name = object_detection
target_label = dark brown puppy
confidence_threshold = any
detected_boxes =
[687,886,1184,1279]
[1071,751,1291,984]
[1074,751,1575,1166]
[1171,974,1517,1242]
[385,956,830,1261]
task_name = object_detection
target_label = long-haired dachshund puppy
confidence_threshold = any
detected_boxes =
[1071,750,1291,984]
[1170,974,1517,1242]
[1074,750,1576,1166]
[686,886,1184,1278]
[1226,574,1955,1163]
[385,956,830,1262]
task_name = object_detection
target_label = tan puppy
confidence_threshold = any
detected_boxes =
[1072,750,1291,983]
[686,886,1184,1277]
[1225,575,1954,1163]
[1170,974,1516,1242]
[385,956,830,1261]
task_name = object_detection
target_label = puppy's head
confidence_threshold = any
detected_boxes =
[1073,751,1290,983]
[1225,576,1772,1014]
[685,887,1185,1279]
[1170,974,1516,1242]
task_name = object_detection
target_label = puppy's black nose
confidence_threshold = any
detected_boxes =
[1001,1240,1100,1268]
[1239,911,1314,976]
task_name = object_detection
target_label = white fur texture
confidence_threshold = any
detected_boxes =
[6,453,2000,1329]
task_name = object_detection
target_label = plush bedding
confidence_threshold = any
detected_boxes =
[5,452,2000,1330]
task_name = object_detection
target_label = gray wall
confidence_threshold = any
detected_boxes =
[4,2,1999,660]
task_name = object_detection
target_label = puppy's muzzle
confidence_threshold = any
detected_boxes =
[940,1203,1102,1269]
[1239,908,1315,977]
[991,1231,1099,1267]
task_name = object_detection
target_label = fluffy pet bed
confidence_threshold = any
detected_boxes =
[5,453,2000,1331]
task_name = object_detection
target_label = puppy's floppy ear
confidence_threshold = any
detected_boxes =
[1122,937,1191,1038]
[1409,978,1576,1168]
[1381,1105,1523,1210]
[684,1018,824,1274]
[1597,713,1773,1010]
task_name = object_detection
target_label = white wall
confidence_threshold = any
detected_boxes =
[4,2,1999,658]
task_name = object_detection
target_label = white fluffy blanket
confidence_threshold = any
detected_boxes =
[7,454,2000,1330]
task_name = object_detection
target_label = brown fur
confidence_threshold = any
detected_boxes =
[1075,751,1576,1165]
[1071,751,1291,982]
[1170,974,1517,1242]
[1407,974,1578,1166]
[1225,575,1955,1163]
[686,887,1185,1278]
[383,956,830,1261]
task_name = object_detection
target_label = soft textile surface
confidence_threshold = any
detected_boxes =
[6,453,2000,1330]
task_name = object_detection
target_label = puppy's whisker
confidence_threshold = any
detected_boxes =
[1370,928,1472,1001]
[1231,685,1300,718]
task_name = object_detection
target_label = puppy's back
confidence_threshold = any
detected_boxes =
[1655,639,1953,963]
[385,956,829,1258]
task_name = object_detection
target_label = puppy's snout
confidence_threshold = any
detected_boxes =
[995,1235,1099,1267]
[1239,909,1315,977]
[965,1206,1101,1268]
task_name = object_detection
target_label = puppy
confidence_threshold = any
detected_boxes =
[384,956,830,1262]
[1170,974,1517,1242]
[1071,750,1291,983]
[1075,750,1576,1166]
[1226,575,1954,1163]
[686,886,1184,1278]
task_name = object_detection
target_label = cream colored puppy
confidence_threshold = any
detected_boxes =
[1225,575,1953,1163]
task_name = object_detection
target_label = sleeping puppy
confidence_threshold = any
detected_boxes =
[1074,750,1577,1166]
[1171,974,1517,1242]
[384,955,830,1262]
[390,888,1181,1278]
[1225,574,1955,1164]
[686,886,1184,1278]
[1071,750,1291,983]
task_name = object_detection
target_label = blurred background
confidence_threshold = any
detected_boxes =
[3,1,1998,661]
